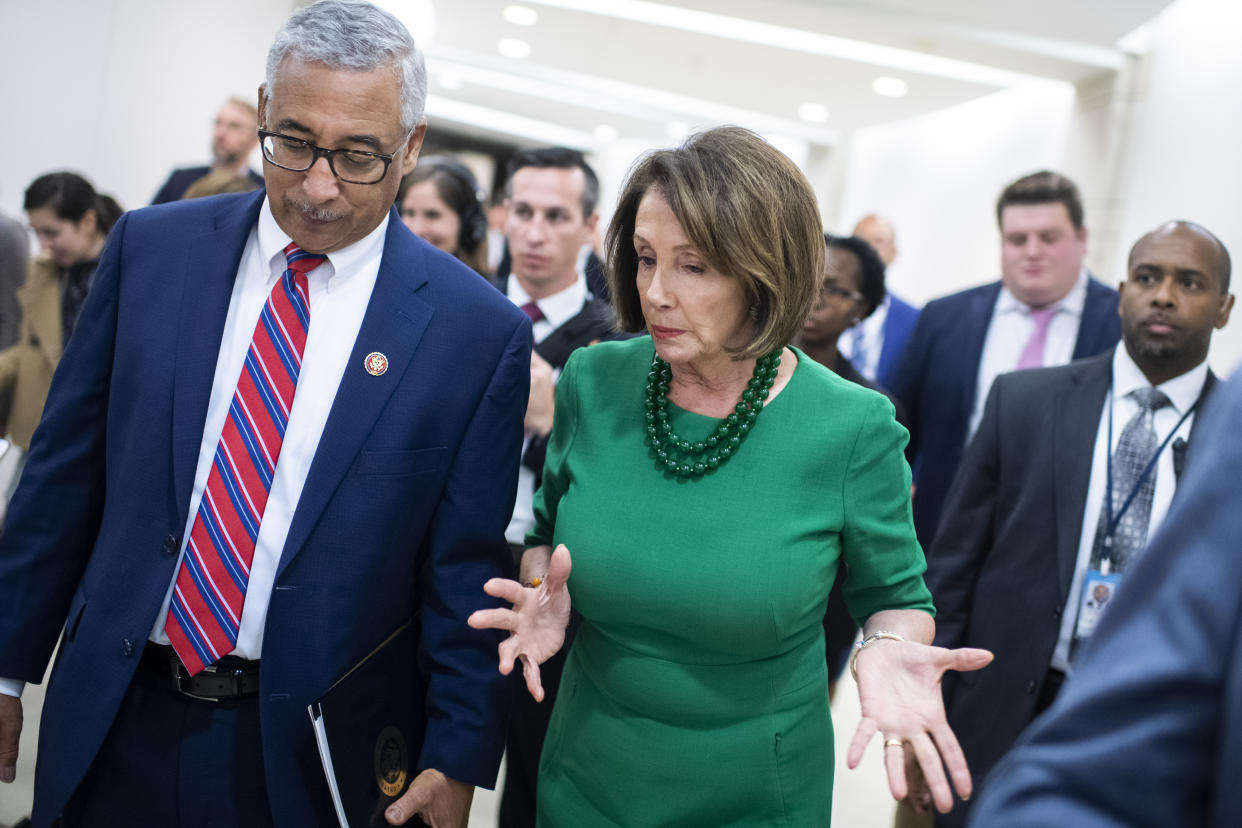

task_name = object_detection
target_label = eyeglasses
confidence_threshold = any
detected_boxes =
[811,283,863,310]
[258,129,410,185]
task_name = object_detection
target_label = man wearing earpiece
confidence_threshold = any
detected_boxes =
[489,146,618,828]
[911,220,1234,827]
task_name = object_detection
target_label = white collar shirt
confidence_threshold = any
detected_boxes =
[503,273,586,545]
[506,273,588,345]
[838,294,889,383]
[149,198,388,657]
[969,267,1089,438]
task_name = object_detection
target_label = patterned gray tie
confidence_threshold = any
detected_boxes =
[1089,386,1173,572]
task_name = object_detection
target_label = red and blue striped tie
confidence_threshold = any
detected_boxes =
[165,243,322,676]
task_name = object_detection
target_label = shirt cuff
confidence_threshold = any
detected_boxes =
[0,677,25,698]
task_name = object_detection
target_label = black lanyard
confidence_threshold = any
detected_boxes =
[1101,389,1196,555]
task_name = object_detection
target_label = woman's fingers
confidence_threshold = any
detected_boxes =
[882,738,908,801]
[467,607,518,632]
[930,719,974,802]
[544,544,572,589]
[949,646,994,673]
[846,716,879,769]
[908,732,954,814]
[520,654,545,702]
[482,577,526,603]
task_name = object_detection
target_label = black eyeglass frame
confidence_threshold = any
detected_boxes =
[257,128,412,185]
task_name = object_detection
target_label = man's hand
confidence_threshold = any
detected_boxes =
[385,768,473,827]
[0,694,22,784]
[524,352,555,437]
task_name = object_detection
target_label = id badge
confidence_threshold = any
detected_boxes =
[1075,569,1122,639]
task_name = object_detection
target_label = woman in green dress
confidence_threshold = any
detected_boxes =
[470,126,992,826]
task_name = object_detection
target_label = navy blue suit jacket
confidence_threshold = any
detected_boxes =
[0,190,530,826]
[874,292,920,390]
[967,366,1242,828]
[889,278,1121,549]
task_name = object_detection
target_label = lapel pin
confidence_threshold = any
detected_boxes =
[364,352,389,376]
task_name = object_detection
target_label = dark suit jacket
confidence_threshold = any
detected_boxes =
[875,292,920,390]
[926,352,1216,827]
[151,165,265,204]
[890,277,1121,549]
[966,366,1242,828]
[0,190,530,827]
[488,274,618,480]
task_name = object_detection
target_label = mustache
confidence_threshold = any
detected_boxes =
[286,199,345,222]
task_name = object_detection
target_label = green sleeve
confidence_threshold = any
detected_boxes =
[840,391,935,624]
[525,348,582,549]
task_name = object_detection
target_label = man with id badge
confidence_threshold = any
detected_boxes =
[912,220,1234,827]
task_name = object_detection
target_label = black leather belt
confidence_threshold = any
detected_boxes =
[142,643,260,701]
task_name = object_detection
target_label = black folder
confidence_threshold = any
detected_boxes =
[308,622,425,827]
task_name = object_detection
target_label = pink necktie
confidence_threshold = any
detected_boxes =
[164,243,322,675]
[1016,307,1057,370]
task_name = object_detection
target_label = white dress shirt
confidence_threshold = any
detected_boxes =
[0,200,387,698]
[968,268,1089,439]
[503,274,587,544]
[1050,343,1208,672]
[838,294,889,382]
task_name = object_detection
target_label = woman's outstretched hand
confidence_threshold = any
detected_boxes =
[846,636,992,814]
[468,544,572,702]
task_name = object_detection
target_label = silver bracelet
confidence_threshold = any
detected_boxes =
[849,630,906,681]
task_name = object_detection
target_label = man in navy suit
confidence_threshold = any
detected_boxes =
[906,221,1233,827]
[966,342,1242,828]
[0,2,528,827]
[151,97,265,204]
[890,171,1121,549]
[842,213,920,389]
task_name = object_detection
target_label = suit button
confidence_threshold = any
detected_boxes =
[122,638,134,656]
[162,534,179,556]
[1053,606,1062,619]
[1025,680,1037,694]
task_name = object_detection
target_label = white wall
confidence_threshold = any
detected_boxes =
[832,81,1076,306]
[0,0,294,218]
[831,0,1242,376]
[1109,0,1242,375]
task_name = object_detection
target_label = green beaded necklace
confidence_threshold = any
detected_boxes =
[644,350,781,480]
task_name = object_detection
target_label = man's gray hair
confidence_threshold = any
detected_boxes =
[265,0,428,132]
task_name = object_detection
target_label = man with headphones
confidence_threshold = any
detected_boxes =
[491,146,618,828]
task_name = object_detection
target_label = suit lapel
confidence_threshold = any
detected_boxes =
[171,192,266,518]
[959,283,1002,420]
[1073,276,1120,359]
[276,220,433,578]
[1052,355,1112,598]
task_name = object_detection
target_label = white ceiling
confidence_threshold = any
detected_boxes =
[408,0,1176,151]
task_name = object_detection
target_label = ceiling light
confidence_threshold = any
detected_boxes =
[529,0,1046,87]
[797,103,830,123]
[593,124,619,142]
[497,38,531,59]
[503,5,539,26]
[872,76,909,98]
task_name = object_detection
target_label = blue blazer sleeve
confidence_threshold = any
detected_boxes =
[0,211,127,680]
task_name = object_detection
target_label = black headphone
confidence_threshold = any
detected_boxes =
[421,158,488,253]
